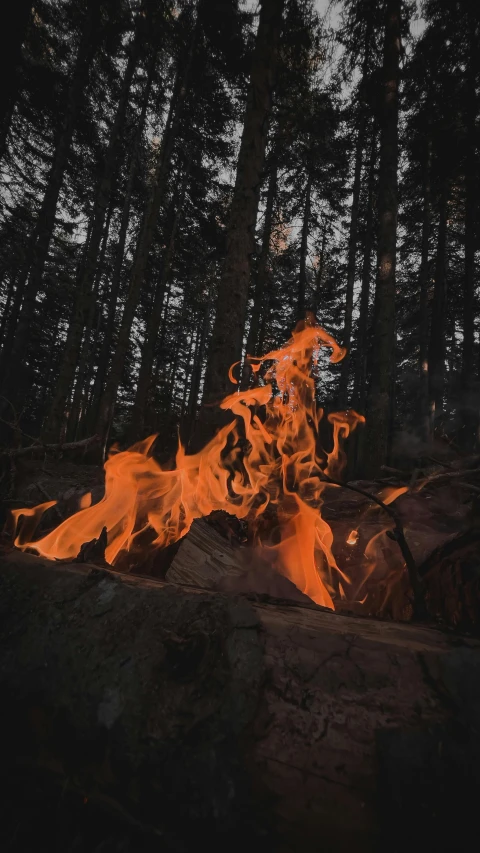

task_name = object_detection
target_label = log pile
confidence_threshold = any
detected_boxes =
[1,552,480,852]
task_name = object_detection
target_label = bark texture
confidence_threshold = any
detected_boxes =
[460,16,478,450]
[418,138,432,445]
[1,552,480,852]
[200,0,284,428]
[241,157,278,387]
[361,0,401,477]
[338,14,373,407]
[428,180,449,425]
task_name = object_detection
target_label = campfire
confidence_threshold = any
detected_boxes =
[10,316,425,614]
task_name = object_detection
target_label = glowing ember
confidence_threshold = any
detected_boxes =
[346,529,359,546]
[12,317,370,609]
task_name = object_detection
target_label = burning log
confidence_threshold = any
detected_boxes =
[1,552,480,852]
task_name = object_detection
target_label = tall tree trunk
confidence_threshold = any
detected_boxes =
[312,222,328,317]
[199,0,284,436]
[95,17,198,447]
[128,165,190,441]
[428,181,449,430]
[338,14,374,407]
[418,138,432,446]
[85,57,156,437]
[0,1,101,413]
[42,31,143,442]
[0,276,16,344]
[241,157,278,387]
[360,0,401,477]
[460,16,478,451]
[0,0,32,160]
[186,284,213,441]
[353,128,377,413]
[297,174,312,320]
[67,201,114,441]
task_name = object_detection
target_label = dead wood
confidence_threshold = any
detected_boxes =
[1,552,480,852]
[419,527,480,633]
[1,433,100,458]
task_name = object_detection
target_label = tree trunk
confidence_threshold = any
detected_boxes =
[353,127,377,413]
[0,0,32,159]
[241,158,278,387]
[85,55,157,438]
[418,139,432,446]
[460,17,478,451]
[312,222,328,316]
[186,285,213,440]
[128,164,190,441]
[428,181,449,430]
[338,15,374,408]
[360,0,401,477]
[67,201,114,442]
[2,552,480,853]
[199,0,285,434]
[0,275,16,344]
[0,1,101,413]
[42,30,142,442]
[297,173,312,320]
[350,129,377,478]
[95,20,198,446]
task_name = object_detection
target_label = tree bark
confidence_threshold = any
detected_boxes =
[85,55,157,439]
[338,15,374,408]
[67,201,115,442]
[418,138,432,445]
[312,221,328,316]
[460,16,478,451]
[42,27,143,442]
[128,163,190,441]
[95,18,198,446]
[353,128,377,413]
[360,0,401,477]
[185,284,213,440]
[199,0,285,433]
[428,180,449,429]
[0,0,32,160]
[0,0,101,413]
[241,157,278,387]
[1,551,480,853]
[297,173,312,320]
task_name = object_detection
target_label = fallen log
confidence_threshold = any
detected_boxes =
[1,553,480,852]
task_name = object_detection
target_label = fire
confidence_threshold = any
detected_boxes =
[12,317,370,609]
[346,529,358,546]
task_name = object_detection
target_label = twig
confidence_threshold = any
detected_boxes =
[322,474,427,620]
[380,464,411,478]
[457,482,480,495]
[425,455,454,469]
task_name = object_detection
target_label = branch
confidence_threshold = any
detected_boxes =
[415,468,480,490]
[322,474,427,620]
[2,434,100,458]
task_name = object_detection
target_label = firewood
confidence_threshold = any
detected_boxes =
[1,552,480,852]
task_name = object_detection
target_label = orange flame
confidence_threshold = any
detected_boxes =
[346,529,358,546]
[12,318,368,610]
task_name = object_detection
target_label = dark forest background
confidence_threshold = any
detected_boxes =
[0,0,478,477]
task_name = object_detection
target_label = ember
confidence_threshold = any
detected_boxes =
[10,318,413,611]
